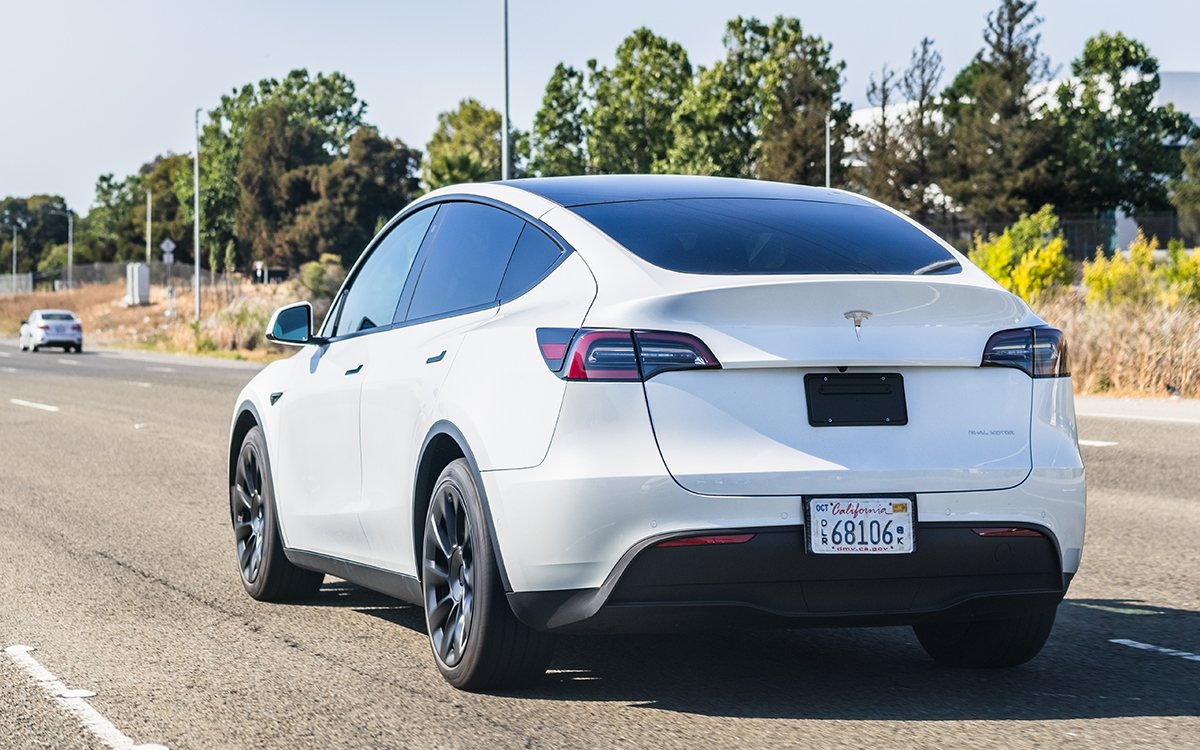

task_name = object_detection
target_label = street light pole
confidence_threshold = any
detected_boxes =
[145,188,152,264]
[501,0,510,181]
[193,107,202,321]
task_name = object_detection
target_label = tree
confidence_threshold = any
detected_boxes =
[586,27,692,174]
[529,64,589,176]
[175,69,367,266]
[859,64,906,207]
[1171,139,1200,238]
[898,38,946,219]
[939,0,1056,220]
[424,99,507,189]
[1051,32,1199,214]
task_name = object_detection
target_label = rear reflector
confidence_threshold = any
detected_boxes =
[656,533,755,548]
[971,527,1042,537]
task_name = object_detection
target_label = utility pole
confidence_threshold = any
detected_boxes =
[10,225,15,279]
[194,108,202,321]
[501,0,510,181]
[145,189,152,264]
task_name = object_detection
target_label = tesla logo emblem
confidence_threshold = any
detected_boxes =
[844,310,872,340]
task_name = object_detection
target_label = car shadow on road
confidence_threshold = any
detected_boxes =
[506,598,1200,721]
[311,580,428,634]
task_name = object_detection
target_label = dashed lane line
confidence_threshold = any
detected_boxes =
[56,358,80,366]
[1,366,17,373]
[1110,638,1200,662]
[3,645,169,750]
[10,398,60,412]
[1077,439,1118,447]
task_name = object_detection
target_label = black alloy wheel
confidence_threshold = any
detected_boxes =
[231,426,323,601]
[422,459,556,691]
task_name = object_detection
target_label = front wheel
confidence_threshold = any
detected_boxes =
[422,458,555,691]
[914,607,1057,668]
[231,425,324,601]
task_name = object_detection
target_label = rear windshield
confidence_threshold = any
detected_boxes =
[41,313,76,321]
[570,198,960,276]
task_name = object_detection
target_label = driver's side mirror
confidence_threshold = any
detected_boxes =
[266,302,327,346]
[19,320,26,326]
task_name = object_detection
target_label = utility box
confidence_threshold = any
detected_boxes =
[126,262,150,306]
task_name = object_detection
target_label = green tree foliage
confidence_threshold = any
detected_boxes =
[940,0,1055,220]
[1171,140,1200,237]
[236,100,419,269]
[1,195,71,274]
[175,69,367,263]
[529,64,589,176]
[755,19,854,187]
[586,28,693,174]
[424,98,516,188]
[1051,32,1199,213]
[968,205,1072,302]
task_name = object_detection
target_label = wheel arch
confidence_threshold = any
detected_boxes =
[413,420,513,592]
[229,401,265,495]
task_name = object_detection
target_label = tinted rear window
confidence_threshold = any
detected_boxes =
[41,313,76,320]
[571,198,960,276]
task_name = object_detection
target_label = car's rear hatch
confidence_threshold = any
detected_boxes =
[635,278,1034,496]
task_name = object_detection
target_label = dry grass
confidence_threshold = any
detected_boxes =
[1,282,297,362]
[1037,290,1200,398]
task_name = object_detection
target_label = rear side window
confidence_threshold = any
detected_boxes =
[41,313,75,321]
[498,225,563,301]
[571,198,960,276]
[335,205,437,336]
[405,202,525,321]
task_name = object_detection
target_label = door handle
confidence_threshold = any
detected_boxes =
[426,350,446,364]
[345,364,363,375]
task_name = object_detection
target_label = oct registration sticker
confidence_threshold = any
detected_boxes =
[807,497,914,554]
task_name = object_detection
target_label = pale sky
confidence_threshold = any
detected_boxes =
[3,0,1197,212]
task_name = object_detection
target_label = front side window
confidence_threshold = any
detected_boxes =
[404,202,525,322]
[571,198,960,276]
[335,205,437,337]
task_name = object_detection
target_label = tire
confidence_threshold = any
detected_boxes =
[75,344,83,353]
[31,345,39,352]
[422,458,555,691]
[231,425,324,602]
[914,607,1057,668]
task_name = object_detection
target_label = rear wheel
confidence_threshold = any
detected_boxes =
[914,607,1057,668]
[422,458,555,691]
[231,425,323,601]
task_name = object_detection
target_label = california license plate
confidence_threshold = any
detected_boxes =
[806,497,914,554]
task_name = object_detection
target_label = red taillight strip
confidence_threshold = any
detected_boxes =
[655,534,755,548]
[971,527,1042,537]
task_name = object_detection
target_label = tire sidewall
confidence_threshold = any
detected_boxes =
[424,459,504,688]
[234,426,286,600]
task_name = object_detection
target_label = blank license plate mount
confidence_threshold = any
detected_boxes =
[805,373,908,426]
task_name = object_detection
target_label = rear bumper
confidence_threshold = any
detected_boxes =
[508,524,1067,634]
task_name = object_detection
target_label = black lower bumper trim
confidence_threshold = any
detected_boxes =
[507,524,1064,634]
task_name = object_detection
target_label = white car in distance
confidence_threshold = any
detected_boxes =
[228,175,1085,691]
[20,309,83,352]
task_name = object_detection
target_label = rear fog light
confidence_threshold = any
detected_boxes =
[656,534,755,548]
[971,527,1042,537]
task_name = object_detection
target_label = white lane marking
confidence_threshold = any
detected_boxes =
[125,381,152,388]
[1,366,17,373]
[11,398,60,412]
[134,424,147,430]
[56,358,80,366]
[1071,602,1161,615]
[3,645,171,750]
[1077,411,1200,425]
[145,366,175,373]
[0,350,11,357]
[1078,439,1118,447]
[1110,638,1200,662]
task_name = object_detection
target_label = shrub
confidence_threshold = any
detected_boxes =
[1082,232,1200,307]
[296,253,346,301]
[968,205,1072,303]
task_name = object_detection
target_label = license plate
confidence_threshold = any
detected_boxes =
[806,497,914,554]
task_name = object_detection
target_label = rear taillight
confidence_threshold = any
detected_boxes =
[981,326,1069,378]
[38,324,50,331]
[540,328,721,381]
[656,533,755,548]
[70,324,82,332]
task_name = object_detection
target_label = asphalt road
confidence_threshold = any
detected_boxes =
[1,339,1197,749]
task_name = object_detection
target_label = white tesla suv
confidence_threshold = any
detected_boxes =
[228,175,1085,691]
